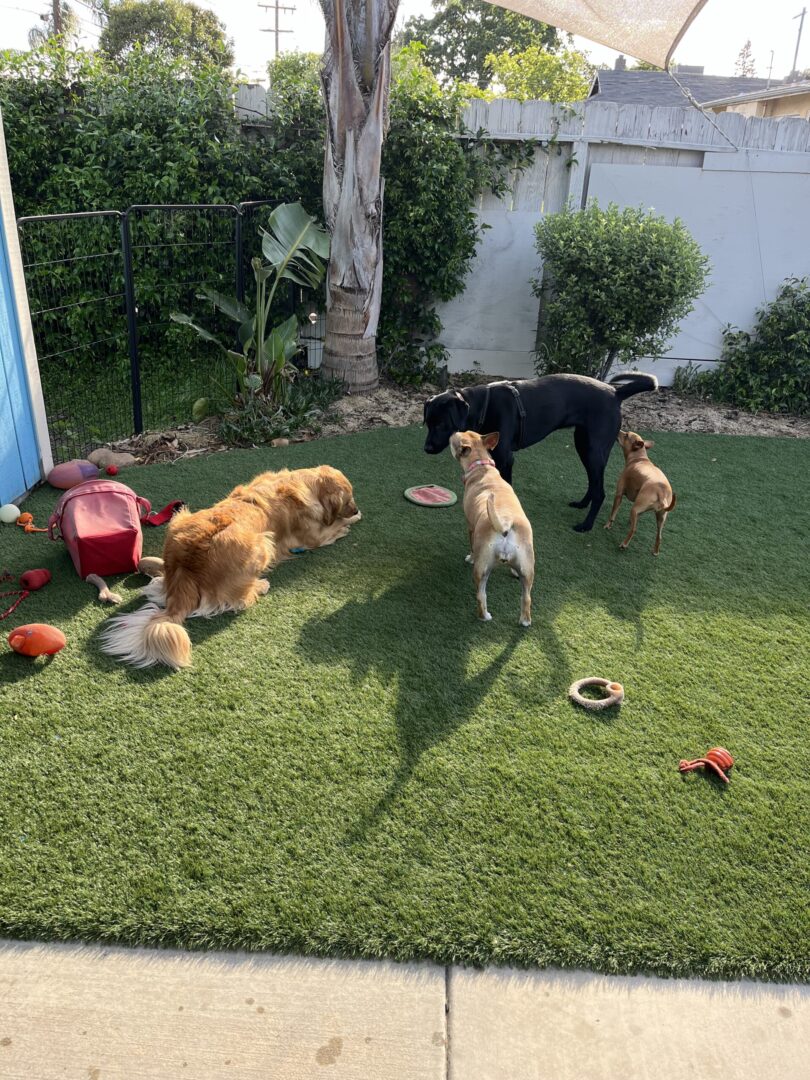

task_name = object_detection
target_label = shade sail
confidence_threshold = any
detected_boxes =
[484,0,710,69]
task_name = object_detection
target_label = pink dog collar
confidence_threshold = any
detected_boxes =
[463,459,498,484]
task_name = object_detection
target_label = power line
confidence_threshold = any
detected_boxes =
[260,0,295,59]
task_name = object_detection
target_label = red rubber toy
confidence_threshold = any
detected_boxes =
[106,465,119,476]
[7,623,66,657]
[679,747,734,783]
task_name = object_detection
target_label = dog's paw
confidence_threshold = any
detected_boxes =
[479,611,493,622]
[465,553,473,564]
[573,521,593,533]
[257,579,271,595]
[603,521,613,530]
[619,542,628,551]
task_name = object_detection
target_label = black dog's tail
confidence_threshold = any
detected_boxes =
[610,372,659,401]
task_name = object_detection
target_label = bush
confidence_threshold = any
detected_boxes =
[217,372,343,446]
[675,277,810,415]
[0,42,527,405]
[533,201,709,380]
[0,43,285,215]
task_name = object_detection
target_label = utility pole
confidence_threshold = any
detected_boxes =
[52,0,63,34]
[791,7,806,79]
[259,0,296,60]
[766,49,774,88]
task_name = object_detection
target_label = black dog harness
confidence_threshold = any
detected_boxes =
[459,381,527,450]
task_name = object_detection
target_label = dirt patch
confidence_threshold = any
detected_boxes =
[98,378,808,467]
[310,382,430,439]
[107,418,228,465]
[307,378,810,441]
[620,387,810,439]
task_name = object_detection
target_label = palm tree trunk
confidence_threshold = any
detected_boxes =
[319,0,399,392]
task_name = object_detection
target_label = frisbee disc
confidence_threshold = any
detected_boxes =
[404,485,457,507]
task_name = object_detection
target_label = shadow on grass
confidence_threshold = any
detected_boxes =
[299,571,524,839]
[0,650,61,685]
[83,553,317,682]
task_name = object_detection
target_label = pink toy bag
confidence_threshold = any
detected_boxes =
[48,479,182,578]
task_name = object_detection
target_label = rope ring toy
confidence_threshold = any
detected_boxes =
[568,677,625,710]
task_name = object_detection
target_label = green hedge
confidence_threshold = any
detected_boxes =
[1,42,525,407]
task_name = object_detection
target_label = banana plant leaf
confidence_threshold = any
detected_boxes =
[196,286,252,325]
[259,202,330,291]
[260,314,299,372]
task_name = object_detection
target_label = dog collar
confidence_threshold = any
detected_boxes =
[462,459,497,484]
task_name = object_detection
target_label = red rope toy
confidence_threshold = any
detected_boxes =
[679,746,734,783]
[0,569,51,619]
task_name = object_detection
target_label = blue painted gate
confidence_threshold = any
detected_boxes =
[0,144,43,505]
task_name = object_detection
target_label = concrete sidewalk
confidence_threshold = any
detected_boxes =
[0,940,807,1079]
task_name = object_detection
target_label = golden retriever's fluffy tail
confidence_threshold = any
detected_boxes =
[486,492,510,535]
[99,568,198,670]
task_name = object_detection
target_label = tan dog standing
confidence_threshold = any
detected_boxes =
[605,431,677,555]
[450,430,534,626]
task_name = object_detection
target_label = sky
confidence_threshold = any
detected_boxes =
[1,0,808,84]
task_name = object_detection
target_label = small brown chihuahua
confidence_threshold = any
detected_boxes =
[450,430,535,626]
[605,431,677,555]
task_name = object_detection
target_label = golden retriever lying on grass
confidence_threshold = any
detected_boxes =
[100,466,360,670]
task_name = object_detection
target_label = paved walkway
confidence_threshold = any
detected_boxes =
[0,940,807,1079]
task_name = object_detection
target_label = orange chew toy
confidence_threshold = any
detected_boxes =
[7,623,66,657]
[16,512,48,534]
[678,747,734,783]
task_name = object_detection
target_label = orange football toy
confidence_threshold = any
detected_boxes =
[7,623,66,657]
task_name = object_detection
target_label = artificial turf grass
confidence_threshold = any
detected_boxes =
[0,426,808,981]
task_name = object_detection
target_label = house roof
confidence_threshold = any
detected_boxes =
[702,80,810,108]
[588,70,771,108]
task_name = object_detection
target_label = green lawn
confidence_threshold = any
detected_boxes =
[0,426,808,981]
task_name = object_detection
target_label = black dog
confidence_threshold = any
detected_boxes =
[423,372,658,532]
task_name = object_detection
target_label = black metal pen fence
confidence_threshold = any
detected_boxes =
[17,201,324,464]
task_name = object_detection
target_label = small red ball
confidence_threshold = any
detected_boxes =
[106,465,119,476]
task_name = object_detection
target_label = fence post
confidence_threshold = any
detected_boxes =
[120,210,143,434]
[235,207,244,305]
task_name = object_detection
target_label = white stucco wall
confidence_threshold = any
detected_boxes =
[436,211,542,379]
[434,139,810,386]
[588,151,810,384]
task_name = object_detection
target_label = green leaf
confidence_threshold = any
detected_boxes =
[259,202,329,289]
[197,285,252,325]
[169,312,226,352]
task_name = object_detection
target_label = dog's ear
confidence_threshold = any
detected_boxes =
[318,476,345,525]
[632,437,645,451]
[644,439,655,449]
[482,432,500,450]
[448,394,470,431]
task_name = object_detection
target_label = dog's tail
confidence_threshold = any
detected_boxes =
[664,491,677,513]
[610,372,659,401]
[99,567,199,670]
[486,493,511,536]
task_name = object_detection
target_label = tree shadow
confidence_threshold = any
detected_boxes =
[298,554,568,841]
